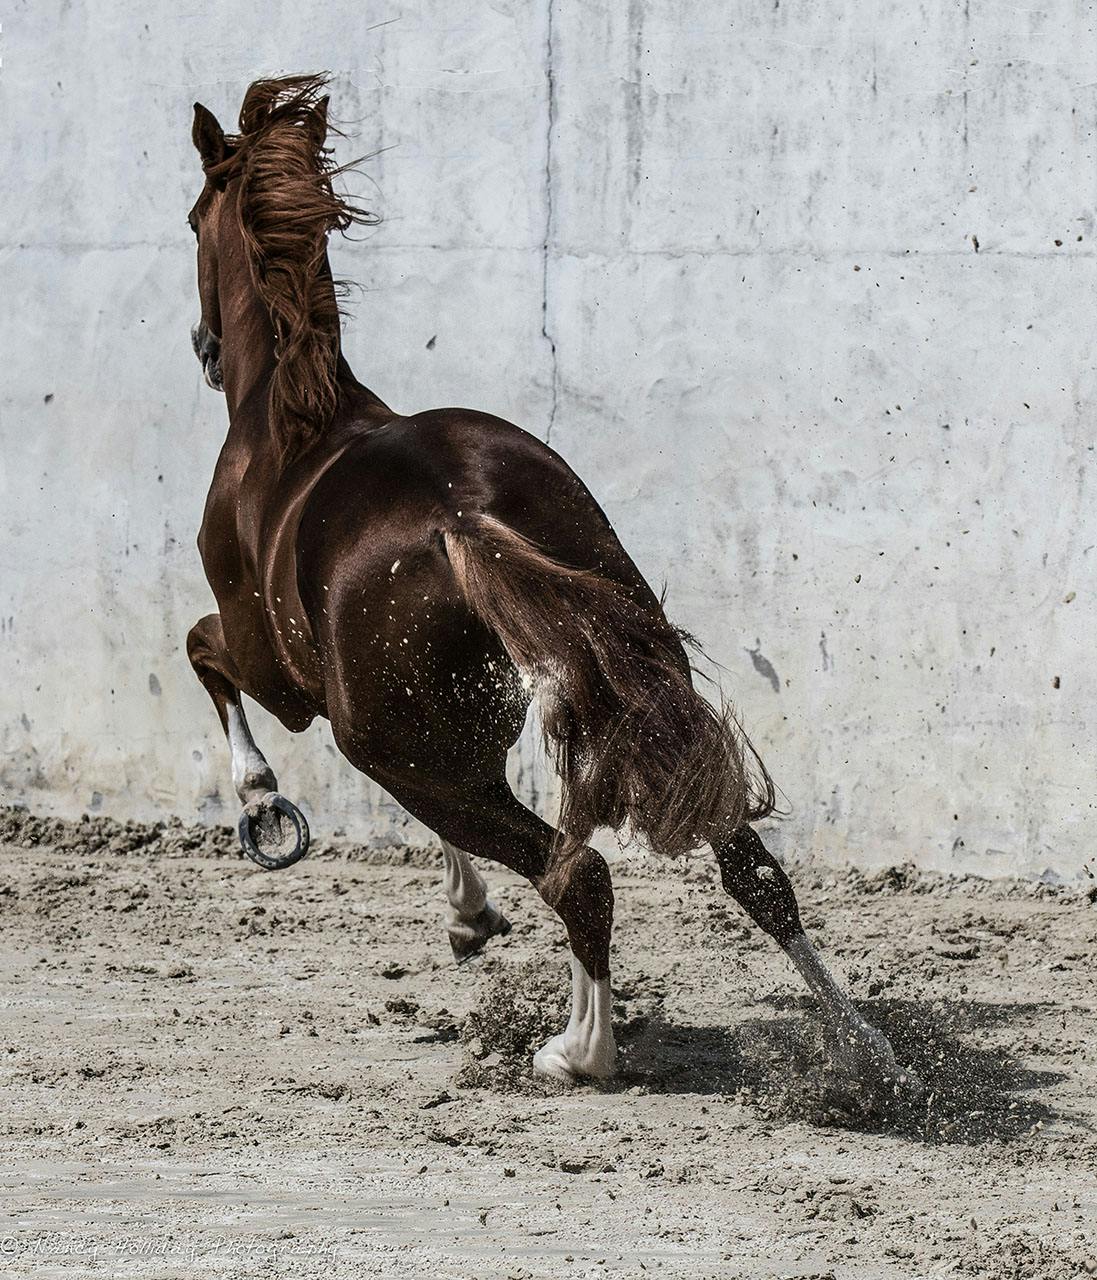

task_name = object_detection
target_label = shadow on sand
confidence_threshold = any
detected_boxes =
[616,996,1067,1144]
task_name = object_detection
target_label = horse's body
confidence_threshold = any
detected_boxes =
[186,75,914,1092]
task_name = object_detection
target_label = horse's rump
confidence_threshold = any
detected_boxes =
[443,513,775,864]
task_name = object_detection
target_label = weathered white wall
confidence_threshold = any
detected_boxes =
[3,1,1096,876]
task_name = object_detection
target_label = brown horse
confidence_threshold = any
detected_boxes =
[186,74,914,1092]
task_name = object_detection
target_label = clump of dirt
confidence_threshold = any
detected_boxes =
[458,959,667,1093]
[457,958,571,1092]
[956,1229,1097,1280]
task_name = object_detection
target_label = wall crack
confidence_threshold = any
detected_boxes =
[541,0,560,444]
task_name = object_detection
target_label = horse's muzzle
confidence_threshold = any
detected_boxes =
[191,320,224,392]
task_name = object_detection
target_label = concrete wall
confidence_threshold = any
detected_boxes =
[3,1,1096,876]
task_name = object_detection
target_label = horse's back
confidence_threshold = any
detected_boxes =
[294,405,659,777]
[299,407,653,601]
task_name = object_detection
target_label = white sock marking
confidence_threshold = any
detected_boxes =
[533,955,617,1081]
[784,933,863,1025]
[784,933,905,1080]
[225,703,275,803]
[440,840,489,921]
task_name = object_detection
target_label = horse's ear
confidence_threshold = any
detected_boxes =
[192,102,227,170]
[306,95,330,150]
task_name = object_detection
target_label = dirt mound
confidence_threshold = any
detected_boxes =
[0,805,441,867]
[0,806,240,858]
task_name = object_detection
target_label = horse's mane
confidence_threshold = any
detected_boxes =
[203,75,376,458]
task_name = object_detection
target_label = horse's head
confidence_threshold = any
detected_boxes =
[186,77,375,445]
[188,102,231,392]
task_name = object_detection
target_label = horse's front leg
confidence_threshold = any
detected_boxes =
[186,614,310,870]
[714,825,922,1103]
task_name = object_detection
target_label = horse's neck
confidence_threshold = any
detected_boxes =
[218,255,278,430]
[216,224,388,458]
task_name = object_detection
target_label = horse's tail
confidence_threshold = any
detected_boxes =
[443,514,775,866]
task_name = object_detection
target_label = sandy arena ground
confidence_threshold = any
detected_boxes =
[0,807,1095,1279]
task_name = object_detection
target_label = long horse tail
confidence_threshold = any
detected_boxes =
[443,514,775,866]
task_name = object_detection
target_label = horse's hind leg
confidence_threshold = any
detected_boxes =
[384,777,616,1081]
[187,615,309,870]
[714,825,920,1096]
[533,840,617,1081]
[439,839,511,961]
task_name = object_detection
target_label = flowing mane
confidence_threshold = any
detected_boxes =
[203,74,376,457]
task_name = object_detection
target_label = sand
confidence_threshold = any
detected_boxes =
[0,806,1094,1278]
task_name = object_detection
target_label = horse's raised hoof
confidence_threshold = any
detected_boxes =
[532,1031,617,1084]
[447,902,512,963]
[237,791,310,871]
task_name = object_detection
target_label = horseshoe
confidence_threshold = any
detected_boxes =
[237,792,311,871]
